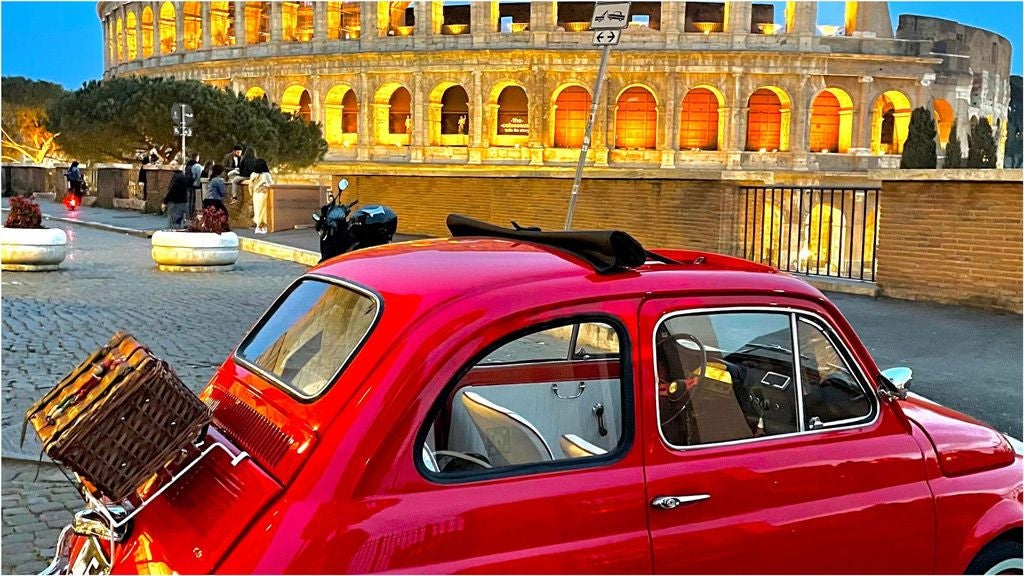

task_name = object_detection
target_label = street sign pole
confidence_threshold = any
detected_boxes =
[179,105,187,173]
[565,44,612,230]
[565,1,629,230]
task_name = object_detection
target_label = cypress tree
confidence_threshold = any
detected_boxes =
[900,107,937,169]
[943,119,963,168]
[967,117,998,168]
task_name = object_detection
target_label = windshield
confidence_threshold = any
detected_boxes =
[236,277,380,398]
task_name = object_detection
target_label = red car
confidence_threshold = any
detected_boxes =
[47,217,1022,574]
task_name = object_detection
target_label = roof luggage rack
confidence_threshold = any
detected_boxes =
[446,214,649,274]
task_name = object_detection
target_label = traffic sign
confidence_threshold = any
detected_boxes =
[173,126,193,137]
[171,103,194,127]
[590,2,630,30]
[592,29,621,46]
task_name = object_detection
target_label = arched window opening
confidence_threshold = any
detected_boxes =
[141,7,154,57]
[871,91,911,155]
[389,87,412,134]
[441,86,470,137]
[328,2,362,39]
[282,86,313,121]
[809,91,841,153]
[746,88,785,151]
[615,86,657,150]
[211,2,236,46]
[679,87,720,150]
[107,20,115,64]
[183,3,202,50]
[933,99,955,146]
[324,86,358,144]
[496,86,529,137]
[553,86,591,148]
[116,17,125,62]
[246,2,270,44]
[126,12,138,60]
[159,2,176,53]
[245,87,267,101]
[342,90,358,134]
[283,1,315,41]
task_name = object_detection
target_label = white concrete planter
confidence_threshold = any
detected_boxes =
[0,227,68,271]
[151,230,239,272]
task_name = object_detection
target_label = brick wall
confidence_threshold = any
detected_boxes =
[876,177,1023,312]
[337,175,742,253]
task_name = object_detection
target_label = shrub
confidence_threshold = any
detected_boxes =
[4,196,44,229]
[967,117,998,168]
[187,206,230,234]
[900,107,937,169]
[943,119,963,168]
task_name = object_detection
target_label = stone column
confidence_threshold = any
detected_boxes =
[153,2,164,56]
[725,1,752,34]
[102,16,111,69]
[791,75,811,153]
[661,79,678,168]
[309,75,322,125]
[416,0,442,37]
[201,2,211,49]
[234,1,246,47]
[660,1,684,38]
[270,2,283,42]
[314,2,327,41]
[360,2,378,46]
[726,73,747,167]
[175,4,184,53]
[469,71,484,163]
[357,72,371,160]
[786,1,817,34]
[135,8,144,59]
[471,1,495,36]
[530,0,556,40]
[851,77,874,154]
[412,72,426,162]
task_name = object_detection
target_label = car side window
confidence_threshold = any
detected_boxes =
[420,321,627,477]
[797,318,872,427]
[656,312,798,447]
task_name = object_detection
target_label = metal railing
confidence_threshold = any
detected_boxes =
[740,186,880,282]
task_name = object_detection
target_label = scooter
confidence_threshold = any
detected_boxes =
[312,179,399,263]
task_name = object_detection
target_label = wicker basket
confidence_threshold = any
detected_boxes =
[25,332,210,501]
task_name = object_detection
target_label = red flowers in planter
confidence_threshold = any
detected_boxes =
[187,206,231,234]
[5,196,44,229]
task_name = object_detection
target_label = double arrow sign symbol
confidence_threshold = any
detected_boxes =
[592,29,620,45]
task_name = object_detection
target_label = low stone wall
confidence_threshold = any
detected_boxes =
[2,165,47,197]
[92,164,134,209]
[873,170,1023,313]
[268,184,324,233]
[142,167,181,214]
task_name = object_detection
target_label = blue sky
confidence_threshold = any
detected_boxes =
[1,1,1022,90]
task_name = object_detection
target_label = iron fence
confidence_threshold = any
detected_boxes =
[740,186,880,282]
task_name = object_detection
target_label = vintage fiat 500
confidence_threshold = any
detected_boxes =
[48,217,1022,574]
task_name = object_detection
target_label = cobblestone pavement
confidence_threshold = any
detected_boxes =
[2,223,306,574]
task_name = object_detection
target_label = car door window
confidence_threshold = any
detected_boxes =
[656,312,798,447]
[420,320,628,477]
[797,318,872,427]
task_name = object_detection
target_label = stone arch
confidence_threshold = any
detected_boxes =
[141,6,154,57]
[746,86,792,152]
[116,17,124,62]
[680,85,725,151]
[159,2,176,53]
[809,87,854,153]
[281,84,312,121]
[246,2,271,44]
[615,84,658,150]
[429,82,470,146]
[933,98,955,145]
[126,12,138,60]
[245,86,267,101]
[870,90,911,154]
[183,2,202,51]
[490,83,529,146]
[372,83,411,146]
[210,2,235,46]
[323,84,358,146]
[551,83,592,148]
[806,203,847,275]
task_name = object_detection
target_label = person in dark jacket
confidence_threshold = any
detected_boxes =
[203,164,229,216]
[161,171,192,229]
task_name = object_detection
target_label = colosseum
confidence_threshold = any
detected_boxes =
[97,1,1013,173]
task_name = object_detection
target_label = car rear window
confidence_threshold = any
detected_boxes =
[236,277,379,399]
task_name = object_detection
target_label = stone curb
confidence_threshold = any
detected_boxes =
[41,213,154,239]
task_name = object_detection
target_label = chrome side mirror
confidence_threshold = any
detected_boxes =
[880,367,912,400]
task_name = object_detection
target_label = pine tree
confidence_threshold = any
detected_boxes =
[900,107,937,169]
[967,117,998,168]
[943,119,963,168]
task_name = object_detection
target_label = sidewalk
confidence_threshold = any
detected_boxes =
[1,196,421,266]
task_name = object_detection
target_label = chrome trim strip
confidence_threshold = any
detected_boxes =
[795,316,877,428]
[652,305,881,452]
[39,525,72,575]
[233,273,383,401]
[790,313,806,432]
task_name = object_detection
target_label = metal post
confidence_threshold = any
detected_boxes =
[180,105,187,173]
[565,44,612,230]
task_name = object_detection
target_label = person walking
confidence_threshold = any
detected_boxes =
[161,170,192,229]
[203,164,229,217]
[64,161,85,208]
[248,158,273,234]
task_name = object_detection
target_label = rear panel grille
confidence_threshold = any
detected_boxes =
[209,394,293,466]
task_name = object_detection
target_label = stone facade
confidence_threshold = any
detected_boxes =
[97,1,1013,174]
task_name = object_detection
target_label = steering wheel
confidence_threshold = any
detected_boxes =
[657,332,707,427]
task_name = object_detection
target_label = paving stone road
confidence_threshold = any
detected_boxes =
[1,223,305,574]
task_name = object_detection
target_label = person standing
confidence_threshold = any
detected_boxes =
[248,158,273,234]
[203,164,229,217]
[65,161,84,203]
[187,158,203,219]
[161,170,191,229]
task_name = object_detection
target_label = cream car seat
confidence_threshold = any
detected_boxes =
[461,390,554,467]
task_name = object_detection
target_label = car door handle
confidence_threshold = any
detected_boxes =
[651,494,711,510]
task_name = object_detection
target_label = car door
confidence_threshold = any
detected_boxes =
[641,297,936,574]
[358,303,652,573]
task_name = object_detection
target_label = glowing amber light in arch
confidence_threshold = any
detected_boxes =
[615,86,657,150]
[159,2,176,53]
[680,87,721,151]
[746,87,791,152]
[183,2,202,51]
[141,7,154,57]
[126,12,138,60]
[553,86,590,148]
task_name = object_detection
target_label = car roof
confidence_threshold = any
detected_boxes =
[311,237,828,310]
